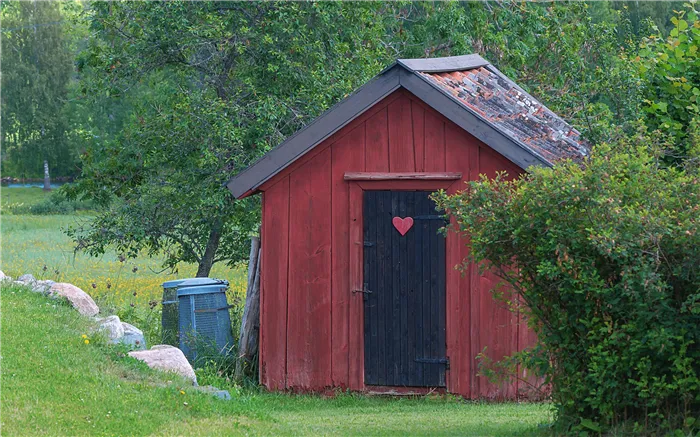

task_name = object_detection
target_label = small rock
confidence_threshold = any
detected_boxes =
[0,271,11,282]
[128,345,197,385]
[32,280,55,294]
[196,385,231,400]
[17,274,37,287]
[48,283,99,317]
[96,315,124,342]
[121,322,146,350]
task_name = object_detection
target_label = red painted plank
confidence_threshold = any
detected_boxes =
[348,181,364,390]
[388,97,415,172]
[412,101,425,172]
[287,147,333,390]
[444,122,475,398]
[331,125,365,387]
[365,107,389,172]
[261,177,290,390]
[423,111,446,172]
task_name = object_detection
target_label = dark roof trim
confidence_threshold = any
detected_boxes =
[397,68,552,170]
[397,54,489,73]
[226,67,401,198]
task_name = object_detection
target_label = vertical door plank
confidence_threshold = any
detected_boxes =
[261,177,290,390]
[330,126,365,388]
[365,108,389,172]
[287,148,332,390]
[405,192,417,385]
[388,97,415,172]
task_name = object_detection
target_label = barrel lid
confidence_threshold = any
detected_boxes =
[162,279,188,289]
[177,278,229,288]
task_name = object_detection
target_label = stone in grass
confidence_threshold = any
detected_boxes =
[32,280,55,294]
[195,385,232,400]
[121,322,146,350]
[48,283,100,317]
[128,345,197,385]
[17,274,37,287]
[0,270,12,282]
[96,315,125,342]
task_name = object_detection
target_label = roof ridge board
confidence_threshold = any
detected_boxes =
[398,54,490,73]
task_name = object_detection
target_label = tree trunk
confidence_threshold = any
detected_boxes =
[195,220,223,277]
[236,236,261,380]
[43,160,51,191]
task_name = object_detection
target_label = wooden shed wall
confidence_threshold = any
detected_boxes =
[258,89,537,399]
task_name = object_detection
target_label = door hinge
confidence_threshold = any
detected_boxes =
[415,357,450,369]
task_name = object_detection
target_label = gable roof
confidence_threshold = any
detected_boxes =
[227,54,589,198]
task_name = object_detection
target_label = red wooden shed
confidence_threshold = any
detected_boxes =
[227,54,588,399]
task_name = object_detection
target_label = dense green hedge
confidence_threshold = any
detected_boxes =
[435,128,700,434]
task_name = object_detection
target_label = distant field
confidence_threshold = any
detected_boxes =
[1,187,247,342]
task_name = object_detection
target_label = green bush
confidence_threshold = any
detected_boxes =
[434,127,700,434]
[9,190,96,215]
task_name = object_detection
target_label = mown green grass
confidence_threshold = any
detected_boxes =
[1,284,552,436]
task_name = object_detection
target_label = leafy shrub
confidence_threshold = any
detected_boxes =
[9,190,96,215]
[633,3,700,161]
[434,127,700,434]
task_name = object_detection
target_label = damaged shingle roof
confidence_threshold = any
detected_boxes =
[418,67,589,163]
[227,54,590,199]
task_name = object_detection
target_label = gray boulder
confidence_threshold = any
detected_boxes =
[121,322,146,350]
[17,274,37,287]
[0,270,11,282]
[48,283,99,317]
[32,280,55,294]
[96,315,125,342]
[128,345,197,385]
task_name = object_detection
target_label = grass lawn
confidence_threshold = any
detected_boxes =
[1,284,552,436]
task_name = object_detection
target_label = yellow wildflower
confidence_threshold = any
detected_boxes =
[180,390,185,395]
[81,334,87,339]
[84,339,90,345]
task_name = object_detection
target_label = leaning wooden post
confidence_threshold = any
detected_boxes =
[236,236,261,380]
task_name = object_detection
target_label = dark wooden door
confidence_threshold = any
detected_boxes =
[363,190,447,387]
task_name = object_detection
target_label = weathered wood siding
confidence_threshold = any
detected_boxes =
[258,89,536,398]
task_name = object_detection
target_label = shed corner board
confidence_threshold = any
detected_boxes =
[344,172,462,181]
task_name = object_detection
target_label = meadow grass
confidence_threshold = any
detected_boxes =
[1,187,247,343]
[1,186,49,209]
[1,284,552,436]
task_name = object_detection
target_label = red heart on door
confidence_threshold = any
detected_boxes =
[392,217,414,236]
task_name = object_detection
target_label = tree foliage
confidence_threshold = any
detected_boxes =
[66,1,393,276]
[1,1,76,178]
[633,2,700,161]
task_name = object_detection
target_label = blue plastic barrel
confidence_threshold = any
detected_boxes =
[176,278,234,363]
